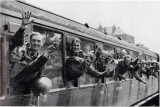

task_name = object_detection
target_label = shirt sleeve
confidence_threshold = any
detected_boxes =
[86,67,109,78]
[13,28,25,48]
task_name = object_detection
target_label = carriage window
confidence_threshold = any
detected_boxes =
[141,54,146,60]
[79,39,95,85]
[103,45,114,55]
[152,57,157,62]
[130,51,138,60]
[115,47,121,59]
[66,35,95,86]
[115,48,131,80]
[103,45,115,82]
[34,27,63,89]
[9,27,63,95]
[115,48,128,59]
[66,36,94,57]
[145,55,152,61]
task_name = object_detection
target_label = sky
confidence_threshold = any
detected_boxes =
[25,0,160,54]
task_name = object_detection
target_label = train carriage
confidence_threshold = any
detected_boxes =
[0,0,159,106]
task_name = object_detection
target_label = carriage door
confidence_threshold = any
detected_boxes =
[6,20,31,106]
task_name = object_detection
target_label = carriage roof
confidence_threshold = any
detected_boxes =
[0,0,157,57]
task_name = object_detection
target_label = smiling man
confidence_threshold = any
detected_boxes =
[10,11,59,96]
[69,38,86,58]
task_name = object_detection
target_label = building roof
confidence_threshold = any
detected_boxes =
[106,27,126,35]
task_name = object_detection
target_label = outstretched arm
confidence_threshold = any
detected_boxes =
[14,54,49,82]
[133,72,147,84]
[13,11,34,48]
[14,45,57,82]
[86,68,109,78]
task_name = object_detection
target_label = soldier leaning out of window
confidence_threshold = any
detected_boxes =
[10,11,59,95]
[66,51,112,87]
[114,55,147,84]
[96,51,116,83]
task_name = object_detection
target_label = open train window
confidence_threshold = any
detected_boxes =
[65,33,96,87]
[79,38,95,85]
[33,26,64,89]
[140,54,146,61]
[147,55,152,61]
[9,25,64,95]
[115,48,128,59]
[129,51,138,60]
[152,56,157,62]
[103,45,115,55]
[103,45,115,82]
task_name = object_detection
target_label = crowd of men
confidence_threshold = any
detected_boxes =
[9,11,159,96]
[66,37,159,86]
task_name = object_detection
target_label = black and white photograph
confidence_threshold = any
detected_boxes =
[0,0,159,106]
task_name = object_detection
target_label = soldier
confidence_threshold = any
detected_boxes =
[10,11,59,95]
[69,38,85,58]
[115,55,147,84]
[145,62,158,79]
[96,51,116,82]
[66,52,111,87]
[10,46,26,78]
[119,49,127,59]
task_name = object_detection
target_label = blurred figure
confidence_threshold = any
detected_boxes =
[66,52,112,87]
[119,49,127,59]
[96,51,116,82]
[10,46,27,78]
[115,55,147,84]
[145,61,158,79]
[10,46,24,63]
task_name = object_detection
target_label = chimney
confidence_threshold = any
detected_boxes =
[111,25,116,36]
[104,27,107,35]
[98,25,103,32]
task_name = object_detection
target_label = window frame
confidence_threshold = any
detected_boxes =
[32,24,66,89]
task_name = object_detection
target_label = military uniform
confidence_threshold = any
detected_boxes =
[66,57,110,82]
[115,58,147,84]
[10,28,49,95]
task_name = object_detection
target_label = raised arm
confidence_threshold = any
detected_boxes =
[13,11,34,48]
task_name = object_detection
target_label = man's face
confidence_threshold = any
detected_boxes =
[121,52,126,58]
[125,56,132,65]
[10,48,23,63]
[72,41,81,53]
[107,55,112,62]
[84,56,94,68]
[100,54,106,63]
[31,35,44,51]
[153,63,156,68]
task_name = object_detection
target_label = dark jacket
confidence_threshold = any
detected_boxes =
[66,57,109,81]
[10,28,49,95]
[14,54,49,82]
[12,28,25,49]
